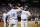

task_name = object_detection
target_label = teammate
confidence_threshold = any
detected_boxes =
[7,6,21,27]
[20,6,31,27]
[3,11,8,27]
[35,15,39,24]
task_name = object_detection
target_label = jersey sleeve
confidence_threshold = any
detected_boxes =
[28,11,31,16]
[16,9,20,12]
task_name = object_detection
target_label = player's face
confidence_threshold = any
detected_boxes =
[24,8,27,11]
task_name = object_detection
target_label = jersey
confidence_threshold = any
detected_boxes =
[21,10,31,19]
[3,13,8,21]
[8,9,20,20]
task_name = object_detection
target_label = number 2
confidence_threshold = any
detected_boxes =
[11,13,15,17]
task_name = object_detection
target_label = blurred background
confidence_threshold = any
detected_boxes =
[0,0,40,27]
[0,0,40,21]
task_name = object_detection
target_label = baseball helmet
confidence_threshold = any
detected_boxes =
[25,5,28,8]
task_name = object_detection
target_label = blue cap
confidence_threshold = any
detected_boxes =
[25,6,28,8]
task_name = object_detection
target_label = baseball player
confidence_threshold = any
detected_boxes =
[35,15,39,24]
[3,11,8,27]
[20,6,31,27]
[7,6,21,27]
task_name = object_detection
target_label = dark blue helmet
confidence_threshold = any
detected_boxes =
[25,5,28,8]
[24,5,29,10]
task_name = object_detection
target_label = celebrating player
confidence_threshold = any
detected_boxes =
[19,6,31,27]
[18,6,31,27]
[7,6,21,27]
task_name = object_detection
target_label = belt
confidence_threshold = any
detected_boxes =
[21,19,27,21]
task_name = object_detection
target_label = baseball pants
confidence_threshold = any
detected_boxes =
[21,19,28,27]
[9,19,18,27]
[4,21,6,27]
[4,20,8,27]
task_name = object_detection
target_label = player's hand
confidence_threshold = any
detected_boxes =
[18,7,22,11]
[17,7,19,8]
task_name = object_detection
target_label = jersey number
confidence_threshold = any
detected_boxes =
[11,13,15,17]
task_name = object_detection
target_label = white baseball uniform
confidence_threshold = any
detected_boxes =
[21,10,31,27]
[8,9,20,27]
[3,13,8,27]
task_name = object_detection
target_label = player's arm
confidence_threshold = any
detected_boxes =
[5,15,8,23]
[29,14,31,17]
[16,7,22,12]
[18,7,22,11]
[28,11,31,17]
[7,13,10,20]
